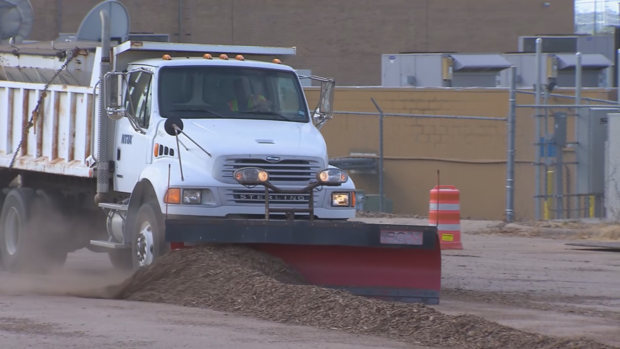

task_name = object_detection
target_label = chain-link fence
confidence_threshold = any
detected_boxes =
[324,98,508,218]
[517,98,617,220]
[322,62,619,221]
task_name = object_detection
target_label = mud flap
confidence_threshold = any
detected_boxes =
[165,219,442,305]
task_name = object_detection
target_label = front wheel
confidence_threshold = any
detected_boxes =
[131,199,168,270]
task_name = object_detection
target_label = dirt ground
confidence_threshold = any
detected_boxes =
[355,217,620,347]
[0,217,618,348]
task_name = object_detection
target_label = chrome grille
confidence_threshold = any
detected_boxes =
[220,157,322,184]
[226,189,312,205]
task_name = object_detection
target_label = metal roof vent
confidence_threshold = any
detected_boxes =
[76,0,130,43]
[0,0,34,44]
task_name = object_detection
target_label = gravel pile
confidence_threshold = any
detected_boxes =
[101,246,616,349]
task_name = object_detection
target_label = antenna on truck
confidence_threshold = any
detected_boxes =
[164,117,212,157]
[174,126,185,181]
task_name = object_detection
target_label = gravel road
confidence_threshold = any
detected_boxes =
[358,217,620,347]
[438,234,620,347]
[0,249,421,349]
[0,217,618,348]
[0,294,420,349]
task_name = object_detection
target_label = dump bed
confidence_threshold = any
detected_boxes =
[0,79,98,177]
[0,41,100,177]
[0,40,296,178]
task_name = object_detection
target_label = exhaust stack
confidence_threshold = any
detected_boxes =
[95,9,111,204]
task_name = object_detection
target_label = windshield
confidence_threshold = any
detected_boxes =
[158,66,309,122]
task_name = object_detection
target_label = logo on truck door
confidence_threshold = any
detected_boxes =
[121,134,133,145]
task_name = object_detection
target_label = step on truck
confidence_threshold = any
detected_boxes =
[0,11,442,304]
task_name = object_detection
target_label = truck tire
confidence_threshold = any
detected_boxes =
[131,199,169,270]
[0,187,69,273]
[0,187,41,272]
[108,249,133,271]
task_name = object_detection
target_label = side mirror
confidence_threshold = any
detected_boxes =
[298,74,336,130]
[103,71,126,121]
[319,79,335,115]
[313,78,335,130]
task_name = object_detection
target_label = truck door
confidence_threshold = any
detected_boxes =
[114,69,154,193]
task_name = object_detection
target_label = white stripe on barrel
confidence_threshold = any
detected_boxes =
[429,203,460,211]
[429,224,461,232]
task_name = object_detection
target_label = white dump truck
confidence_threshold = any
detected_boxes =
[0,11,441,305]
[0,36,354,264]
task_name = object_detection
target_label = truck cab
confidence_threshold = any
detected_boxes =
[108,54,354,220]
[95,48,356,269]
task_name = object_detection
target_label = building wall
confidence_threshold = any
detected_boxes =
[30,0,574,86]
[304,87,612,221]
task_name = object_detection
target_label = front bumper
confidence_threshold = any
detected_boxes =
[161,205,356,219]
[164,218,438,250]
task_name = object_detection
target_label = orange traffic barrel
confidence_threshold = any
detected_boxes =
[429,185,463,250]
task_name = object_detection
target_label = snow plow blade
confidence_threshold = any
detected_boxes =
[164,219,442,305]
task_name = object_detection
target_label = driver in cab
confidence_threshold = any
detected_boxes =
[228,77,271,112]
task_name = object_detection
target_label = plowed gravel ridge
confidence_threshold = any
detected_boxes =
[90,246,615,349]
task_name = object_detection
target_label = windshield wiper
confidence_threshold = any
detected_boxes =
[238,110,291,121]
[169,108,225,118]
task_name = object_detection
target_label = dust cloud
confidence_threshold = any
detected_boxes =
[0,193,131,298]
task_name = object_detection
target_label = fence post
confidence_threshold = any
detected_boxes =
[574,52,582,219]
[553,112,567,219]
[506,66,517,222]
[371,98,384,213]
[534,37,543,220]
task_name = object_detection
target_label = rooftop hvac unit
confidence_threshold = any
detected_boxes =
[381,53,511,88]
[518,35,615,62]
[0,0,34,44]
[519,36,579,53]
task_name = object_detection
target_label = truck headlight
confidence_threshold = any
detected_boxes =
[183,189,202,204]
[331,192,350,207]
[234,167,269,185]
[316,169,348,186]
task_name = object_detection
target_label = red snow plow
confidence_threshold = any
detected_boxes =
[164,168,442,305]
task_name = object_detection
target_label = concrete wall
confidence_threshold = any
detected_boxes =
[30,0,574,86]
[304,87,614,221]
